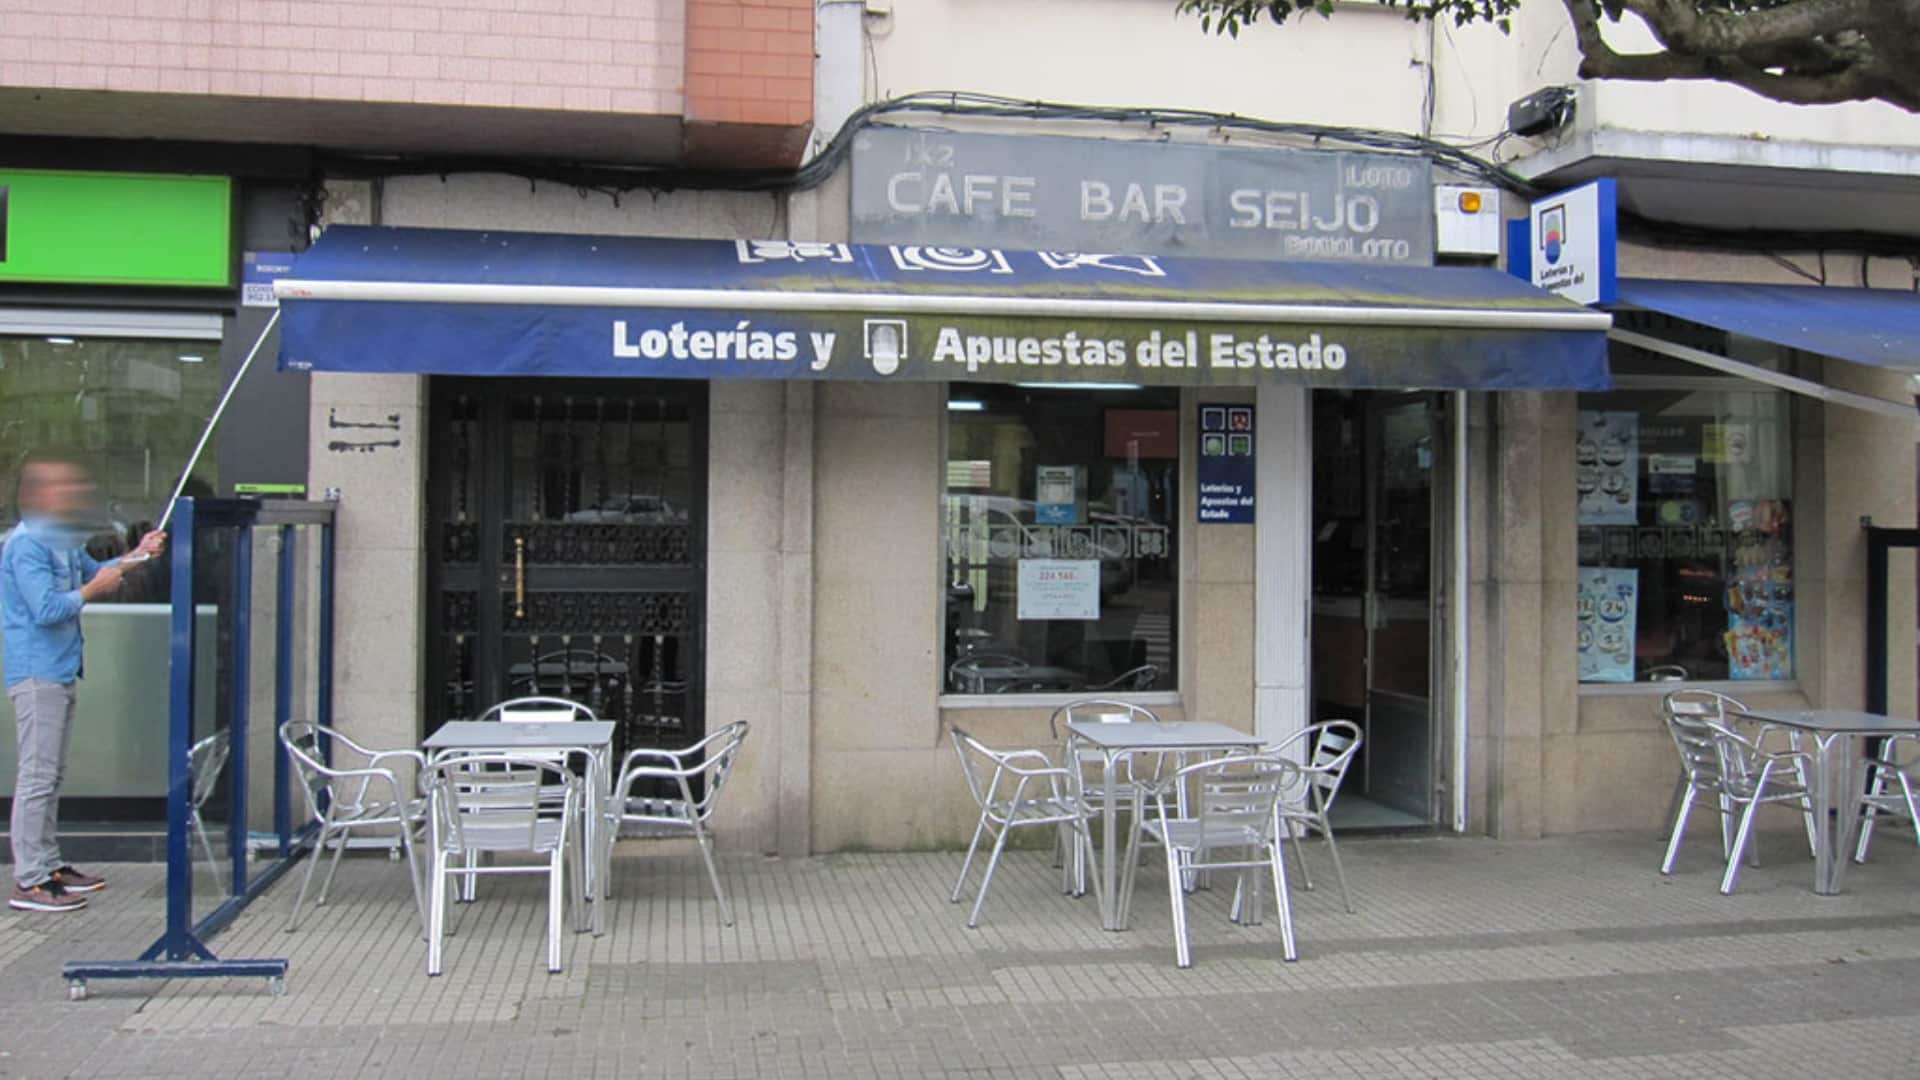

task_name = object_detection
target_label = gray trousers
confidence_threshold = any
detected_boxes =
[9,678,76,888]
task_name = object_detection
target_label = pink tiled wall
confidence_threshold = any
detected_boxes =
[0,0,685,115]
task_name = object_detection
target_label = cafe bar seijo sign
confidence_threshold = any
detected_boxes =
[852,128,1436,266]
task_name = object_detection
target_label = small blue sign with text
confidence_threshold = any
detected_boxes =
[1198,403,1255,524]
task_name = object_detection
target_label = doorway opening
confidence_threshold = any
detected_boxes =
[424,379,708,762]
[1310,390,1453,830]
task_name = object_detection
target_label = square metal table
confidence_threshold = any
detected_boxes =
[424,720,617,931]
[1065,719,1265,931]
[1733,709,1920,895]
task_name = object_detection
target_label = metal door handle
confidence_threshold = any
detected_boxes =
[514,536,526,618]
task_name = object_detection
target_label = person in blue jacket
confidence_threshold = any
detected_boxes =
[2,457,163,912]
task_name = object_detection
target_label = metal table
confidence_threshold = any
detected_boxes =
[1734,709,1920,895]
[1065,719,1264,931]
[424,720,616,929]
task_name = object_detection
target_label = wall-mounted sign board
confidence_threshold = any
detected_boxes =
[0,169,232,288]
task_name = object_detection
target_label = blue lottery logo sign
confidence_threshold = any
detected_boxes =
[1539,205,1565,265]
[1198,404,1256,524]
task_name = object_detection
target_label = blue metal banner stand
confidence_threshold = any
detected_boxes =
[62,497,336,1000]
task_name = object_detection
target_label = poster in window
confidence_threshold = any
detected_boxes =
[1725,497,1793,679]
[1576,411,1638,526]
[1577,567,1638,682]
[1017,559,1100,620]
[1704,423,1753,465]
[1035,465,1081,524]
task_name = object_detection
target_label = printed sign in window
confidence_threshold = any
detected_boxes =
[1017,559,1100,621]
[1035,465,1080,524]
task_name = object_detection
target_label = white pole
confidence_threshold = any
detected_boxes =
[156,308,282,534]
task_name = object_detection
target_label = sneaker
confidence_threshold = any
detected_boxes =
[9,880,87,913]
[50,866,105,894]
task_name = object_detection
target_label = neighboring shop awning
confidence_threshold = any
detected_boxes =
[1613,278,1920,422]
[276,225,1612,389]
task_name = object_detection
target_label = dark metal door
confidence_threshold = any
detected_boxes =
[427,379,707,758]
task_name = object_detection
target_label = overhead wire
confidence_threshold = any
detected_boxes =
[312,90,1920,259]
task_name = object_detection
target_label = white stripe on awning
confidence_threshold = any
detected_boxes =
[276,279,1615,333]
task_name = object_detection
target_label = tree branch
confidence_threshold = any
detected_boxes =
[1625,0,1874,55]
[1555,0,1919,109]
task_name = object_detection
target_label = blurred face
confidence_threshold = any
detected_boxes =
[20,462,94,522]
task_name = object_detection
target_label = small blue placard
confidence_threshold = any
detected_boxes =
[242,251,295,308]
[1035,464,1079,524]
[1198,404,1255,523]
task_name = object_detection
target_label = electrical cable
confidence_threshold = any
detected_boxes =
[309,89,1920,259]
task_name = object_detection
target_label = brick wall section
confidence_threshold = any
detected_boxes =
[683,0,812,128]
[0,0,684,116]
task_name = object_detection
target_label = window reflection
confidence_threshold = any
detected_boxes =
[0,334,222,591]
[943,385,1179,695]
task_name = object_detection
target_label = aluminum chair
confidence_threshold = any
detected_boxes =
[1048,700,1163,895]
[1854,734,1920,863]
[600,721,750,929]
[1092,664,1160,692]
[1667,718,1819,894]
[949,727,1102,928]
[187,730,230,876]
[947,653,1028,694]
[477,695,599,724]
[1660,690,1816,874]
[280,722,429,935]
[1120,753,1303,967]
[422,753,585,975]
[1711,720,1822,894]
[1263,720,1362,914]
[462,696,599,900]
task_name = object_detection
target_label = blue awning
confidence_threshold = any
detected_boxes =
[1618,278,1920,371]
[276,226,1612,389]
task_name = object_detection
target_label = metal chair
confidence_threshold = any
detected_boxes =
[1120,753,1304,967]
[1092,664,1160,692]
[462,695,599,901]
[949,727,1101,928]
[947,653,1028,694]
[187,730,230,876]
[1855,734,1920,863]
[1710,720,1822,894]
[280,722,429,935]
[1660,690,1816,872]
[1263,720,1362,913]
[1049,700,1163,894]
[421,753,585,975]
[477,695,598,724]
[600,721,750,930]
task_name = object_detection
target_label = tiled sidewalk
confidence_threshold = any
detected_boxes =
[4,830,1920,1078]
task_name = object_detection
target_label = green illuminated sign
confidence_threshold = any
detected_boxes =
[0,169,231,287]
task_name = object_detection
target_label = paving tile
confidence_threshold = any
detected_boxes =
[1,832,1918,1078]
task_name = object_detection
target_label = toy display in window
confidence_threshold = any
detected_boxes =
[1724,498,1792,680]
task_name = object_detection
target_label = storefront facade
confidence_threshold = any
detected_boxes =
[292,125,1919,856]
[285,132,1601,855]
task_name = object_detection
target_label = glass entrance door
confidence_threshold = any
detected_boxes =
[1311,390,1446,828]
[1362,394,1437,820]
[426,379,707,760]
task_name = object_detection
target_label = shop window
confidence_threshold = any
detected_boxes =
[943,385,1179,695]
[0,334,223,570]
[1576,383,1793,684]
